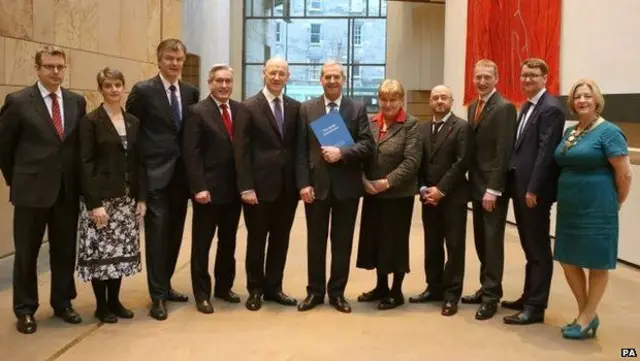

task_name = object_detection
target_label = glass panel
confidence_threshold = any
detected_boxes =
[252,0,272,16]
[244,65,266,98]
[353,19,386,64]
[369,0,381,17]
[289,0,305,16]
[284,19,349,63]
[286,65,324,102]
[305,0,354,17]
[245,0,253,17]
[349,65,385,113]
[245,19,287,63]
[380,0,386,17]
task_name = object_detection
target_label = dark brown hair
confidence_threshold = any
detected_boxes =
[521,58,549,75]
[156,38,187,61]
[35,45,66,66]
[96,67,126,88]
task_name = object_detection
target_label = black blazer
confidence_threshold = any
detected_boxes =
[366,114,421,199]
[0,84,86,207]
[509,91,565,203]
[125,75,199,190]
[419,113,471,205]
[296,96,375,201]
[467,91,517,201]
[234,91,300,202]
[183,96,242,205]
[79,105,147,210]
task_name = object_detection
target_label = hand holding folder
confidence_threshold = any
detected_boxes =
[309,111,354,147]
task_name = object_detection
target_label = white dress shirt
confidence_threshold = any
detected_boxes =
[159,73,182,115]
[516,88,546,139]
[211,96,232,122]
[262,87,284,119]
[323,94,343,114]
[37,81,65,128]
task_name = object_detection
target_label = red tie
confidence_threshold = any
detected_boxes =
[473,99,485,123]
[220,103,232,138]
[50,93,64,139]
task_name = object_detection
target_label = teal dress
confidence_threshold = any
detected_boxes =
[553,120,627,269]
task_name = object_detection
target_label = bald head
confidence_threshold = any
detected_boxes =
[263,57,290,96]
[429,85,453,119]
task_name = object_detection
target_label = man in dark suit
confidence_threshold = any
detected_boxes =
[462,59,517,320]
[296,60,375,313]
[503,58,565,325]
[409,85,470,317]
[126,39,199,320]
[0,46,86,334]
[183,64,243,314]
[234,58,300,311]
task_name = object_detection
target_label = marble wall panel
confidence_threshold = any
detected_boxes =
[69,50,107,90]
[121,0,149,62]
[4,38,41,86]
[54,0,99,52]
[148,0,162,62]
[98,0,121,56]
[32,0,55,44]
[162,0,182,40]
[0,37,5,84]
[0,0,33,39]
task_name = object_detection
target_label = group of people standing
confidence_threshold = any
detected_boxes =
[0,38,631,343]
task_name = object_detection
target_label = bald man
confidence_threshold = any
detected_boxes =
[409,85,471,316]
[234,57,300,311]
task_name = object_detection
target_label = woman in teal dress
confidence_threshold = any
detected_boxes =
[553,79,632,340]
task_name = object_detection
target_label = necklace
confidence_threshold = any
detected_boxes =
[562,118,598,154]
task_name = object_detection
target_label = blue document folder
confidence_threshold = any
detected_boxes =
[309,111,354,147]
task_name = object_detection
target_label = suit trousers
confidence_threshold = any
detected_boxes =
[144,171,190,301]
[304,195,359,298]
[511,191,553,309]
[471,196,508,302]
[13,185,79,316]
[422,199,467,301]
[243,195,298,294]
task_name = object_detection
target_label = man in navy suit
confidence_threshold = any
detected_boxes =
[503,58,565,325]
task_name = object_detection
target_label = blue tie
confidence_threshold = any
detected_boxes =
[169,85,181,130]
[328,102,338,113]
[273,97,284,137]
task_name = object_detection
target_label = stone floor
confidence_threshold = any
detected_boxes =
[0,200,638,361]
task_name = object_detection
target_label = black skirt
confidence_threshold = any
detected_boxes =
[356,196,414,274]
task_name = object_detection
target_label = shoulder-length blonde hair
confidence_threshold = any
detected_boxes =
[377,79,405,100]
[567,78,605,115]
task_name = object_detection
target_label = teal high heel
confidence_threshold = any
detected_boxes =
[561,318,577,331]
[562,315,600,339]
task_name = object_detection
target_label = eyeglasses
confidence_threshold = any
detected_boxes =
[40,64,67,72]
[520,73,542,80]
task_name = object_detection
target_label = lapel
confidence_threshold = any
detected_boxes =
[205,96,231,142]
[472,92,499,131]
[179,81,190,121]
[282,95,297,141]
[153,76,177,130]
[430,117,456,160]
[28,84,62,143]
[257,91,283,141]
[97,105,130,151]
[425,119,434,155]
[378,121,403,146]
[124,112,135,151]
[370,121,380,142]
[514,92,546,150]
[61,89,79,141]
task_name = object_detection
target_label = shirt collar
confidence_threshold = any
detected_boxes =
[262,87,283,104]
[323,94,342,109]
[528,88,546,105]
[159,73,179,92]
[433,112,452,124]
[372,108,407,128]
[480,88,497,103]
[37,81,62,100]
[210,95,229,109]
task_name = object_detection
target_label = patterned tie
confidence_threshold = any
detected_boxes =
[432,121,443,136]
[273,97,284,137]
[50,93,64,139]
[516,101,533,140]
[328,102,338,113]
[168,84,181,130]
[220,103,233,138]
[473,99,485,123]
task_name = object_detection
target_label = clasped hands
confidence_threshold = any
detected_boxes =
[363,177,390,195]
[420,187,444,206]
[90,201,146,228]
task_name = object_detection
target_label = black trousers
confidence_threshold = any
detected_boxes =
[243,196,298,294]
[144,172,189,301]
[13,188,79,317]
[511,193,553,309]
[190,200,242,301]
[471,196,508,302]
[422,199,467,302]
[304,196,359,298]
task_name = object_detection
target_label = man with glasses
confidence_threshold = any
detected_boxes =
[0,46,87,334]
[502,58,565,325]
[126,39,200,320]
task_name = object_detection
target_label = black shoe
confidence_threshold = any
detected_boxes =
[297,294,324,312]
[264,291,298,306]
[461,289,483,304]
[501,298,524,311]
[149,300,167,321]
[329,296,352,313]
[245,292,262,311]
[503,306,545,325]
[214,289,241,304]
[167,289,189,302]
[16,315,37,334]
[357,287,389,302]
[408,289,444,303]
[95,307,118,323]
[475,301,498,320]
[378,294,405,310]
[109,302,134,319]
[441,300,458,316]
[54,307,82,324]
[196,300,214,314]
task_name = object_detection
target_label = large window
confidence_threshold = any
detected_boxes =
[243,0,387,113]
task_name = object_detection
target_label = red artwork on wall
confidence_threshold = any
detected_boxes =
[464,0,562,106]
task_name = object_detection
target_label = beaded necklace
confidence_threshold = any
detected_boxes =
[562,117,599,154]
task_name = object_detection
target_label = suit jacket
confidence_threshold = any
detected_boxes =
[296,96,375,201]
[234,91,300,202]
[365,114,421,199]
[419,113,471,205]
[79,106,147,210]
[125,75,199,191]
[0,84,86,207]
[467,91,517,201]
[509,91,565,203]
[183,96,242,205]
